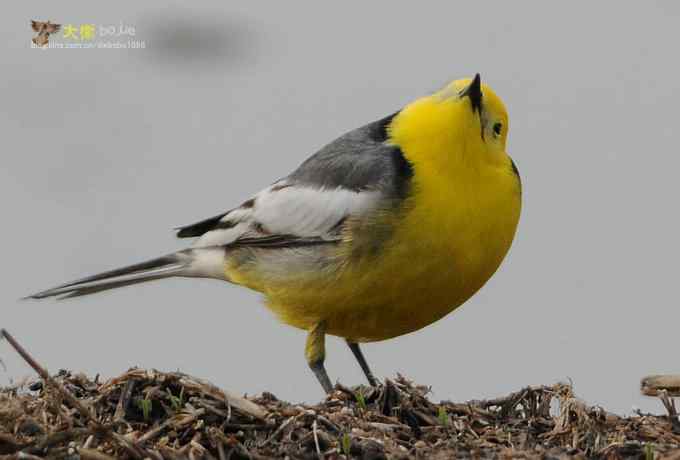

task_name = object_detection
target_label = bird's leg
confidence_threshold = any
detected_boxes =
[346,340,379,387]
[306,321,333,394]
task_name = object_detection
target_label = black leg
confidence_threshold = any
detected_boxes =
[346,341,379,387]
[306,321,334,394]
[309,359,334,394]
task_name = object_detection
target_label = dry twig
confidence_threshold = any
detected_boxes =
[3,332,680,458]
[0,328,147,459]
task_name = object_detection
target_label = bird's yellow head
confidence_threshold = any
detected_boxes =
[389,74,510,173]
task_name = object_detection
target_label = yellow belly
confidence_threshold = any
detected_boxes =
[229,163,521,343]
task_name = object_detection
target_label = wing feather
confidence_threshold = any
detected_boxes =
[176,212,228,238]
[177,111,411,251]
[191,183,381,248]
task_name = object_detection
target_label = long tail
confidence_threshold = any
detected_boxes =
[26,248,225,300]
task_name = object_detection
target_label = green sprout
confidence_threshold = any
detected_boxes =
[137,397,152,421]
[341,432,351,456]
[645,443,655,460]
[168,387,185,412]
[437,406,450,426]
[354,389,367,411]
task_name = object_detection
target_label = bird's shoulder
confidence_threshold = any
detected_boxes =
[176,111,413,248]
[288,111,412,195]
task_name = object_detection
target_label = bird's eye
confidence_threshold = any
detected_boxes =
[493,122,503,137]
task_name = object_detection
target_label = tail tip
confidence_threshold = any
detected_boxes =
[21,292,45,300]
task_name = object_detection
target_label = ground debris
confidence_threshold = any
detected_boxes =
[0,370,679,459]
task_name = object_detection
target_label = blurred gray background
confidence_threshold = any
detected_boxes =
[3,2,679,415]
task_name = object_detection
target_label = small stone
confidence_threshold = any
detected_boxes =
[414,440,427,449]
[358,439,386,460]
[341,407,355,416]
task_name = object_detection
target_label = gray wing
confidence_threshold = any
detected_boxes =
[288,111,412,197]
[177,111,413,248]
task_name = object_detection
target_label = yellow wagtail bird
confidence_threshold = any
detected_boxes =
[29,75,521,393]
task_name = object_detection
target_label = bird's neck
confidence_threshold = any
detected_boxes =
[389,97,492,179]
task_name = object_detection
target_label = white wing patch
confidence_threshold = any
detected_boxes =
[193,182,382,248]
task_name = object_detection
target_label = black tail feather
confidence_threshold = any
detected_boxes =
[57,273,179,299]
[26,253,188,300]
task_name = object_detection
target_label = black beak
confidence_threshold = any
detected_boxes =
[460,73,482,115]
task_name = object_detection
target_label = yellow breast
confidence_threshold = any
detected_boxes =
[254,159,520,342]
[232,84,521,342]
